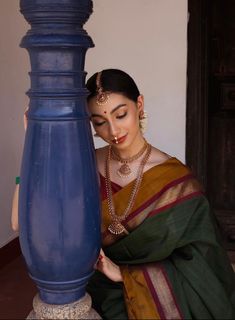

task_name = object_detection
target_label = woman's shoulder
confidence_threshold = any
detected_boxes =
[95,146,108,159]
[149,146,171,165]
[95,146,108,175]
[148,147,203,192]
[149,146,186,167]
[148,146,192,176]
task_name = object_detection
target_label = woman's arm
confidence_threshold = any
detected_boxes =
[11,184,19,231]
[11,108,28,232]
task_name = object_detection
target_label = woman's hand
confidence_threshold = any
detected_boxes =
[95,249,123,282]
[23,107,28,132]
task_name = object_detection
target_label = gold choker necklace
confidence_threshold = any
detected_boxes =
[105,143,152,235]
[111,140,148,178]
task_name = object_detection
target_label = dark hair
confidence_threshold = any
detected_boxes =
[86,69,140,102]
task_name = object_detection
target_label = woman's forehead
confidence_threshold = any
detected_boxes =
[88,93,130,112]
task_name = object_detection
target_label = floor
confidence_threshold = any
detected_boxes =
[0,255,37,320]
[1,252,234,319]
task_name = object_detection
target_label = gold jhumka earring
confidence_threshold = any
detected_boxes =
[96,71,110,106]
[139,110,148,134]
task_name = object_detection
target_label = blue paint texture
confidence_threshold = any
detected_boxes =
[19,0,101,305]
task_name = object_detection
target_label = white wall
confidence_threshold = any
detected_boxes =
[0,0,29,248]
[85,0,188,160]
[0,0,187,248]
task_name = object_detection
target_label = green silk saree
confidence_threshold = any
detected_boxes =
[87,158,235,319]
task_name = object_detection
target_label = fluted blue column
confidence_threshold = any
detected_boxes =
[19,0,101,307]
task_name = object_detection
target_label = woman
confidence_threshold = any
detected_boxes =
[85,69,235,319]
[12,69,235,319]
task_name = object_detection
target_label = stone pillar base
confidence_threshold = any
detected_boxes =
[27,293,101,319]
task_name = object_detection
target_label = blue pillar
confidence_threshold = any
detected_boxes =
[19,0,101,308]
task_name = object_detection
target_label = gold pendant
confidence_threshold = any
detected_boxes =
[117,163,131,177]
[108,220,126,235]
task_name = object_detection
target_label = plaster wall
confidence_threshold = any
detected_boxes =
[0,0,29,248]
[86,0,188,160]
[0,0,187,248]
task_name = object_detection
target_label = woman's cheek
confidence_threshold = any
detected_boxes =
[97,128,108,140]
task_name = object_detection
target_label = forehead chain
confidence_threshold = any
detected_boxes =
[96,71,109,106]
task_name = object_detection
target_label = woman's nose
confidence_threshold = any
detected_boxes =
[109,121,119,137]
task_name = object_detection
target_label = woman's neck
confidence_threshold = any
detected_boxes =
[111,135,146,159]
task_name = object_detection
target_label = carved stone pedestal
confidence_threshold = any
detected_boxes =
[27,293,101,319]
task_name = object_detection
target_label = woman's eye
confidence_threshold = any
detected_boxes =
[116,112,127,119]
[94,121,106,127]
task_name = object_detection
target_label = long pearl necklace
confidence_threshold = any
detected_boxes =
[105,143,152,235]
[110,140,148,178]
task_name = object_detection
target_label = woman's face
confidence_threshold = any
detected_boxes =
[88,92,144,151]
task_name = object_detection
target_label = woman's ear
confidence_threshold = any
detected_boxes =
[137,94,144,114]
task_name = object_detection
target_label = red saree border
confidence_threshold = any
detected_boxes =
[148,190,203,218]
[143,263,183,319]
[101,158,203,245]
[102,174,203,242]
[159,263,184,319]
[142,267,166,319]
[102,158,190,217]
[125,173,196,222]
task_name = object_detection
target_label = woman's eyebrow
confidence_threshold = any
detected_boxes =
[90,113,104,118]
[111,104,127,114]
[90,104,127,118]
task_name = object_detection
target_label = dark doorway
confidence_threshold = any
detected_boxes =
[186,0,235,250]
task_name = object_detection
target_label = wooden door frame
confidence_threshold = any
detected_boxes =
[186,0,209,190]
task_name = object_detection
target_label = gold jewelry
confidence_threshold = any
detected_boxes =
[111,140,148,178]
[96,71,109,105]
[139,110,148,134]
[105,143,152,235]
[114,136,118,144]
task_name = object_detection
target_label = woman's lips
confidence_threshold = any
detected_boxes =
[112,134,127,144]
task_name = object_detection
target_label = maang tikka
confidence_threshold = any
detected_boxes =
[96,71,110,106]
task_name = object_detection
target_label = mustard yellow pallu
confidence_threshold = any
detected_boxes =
[87,158,235,319]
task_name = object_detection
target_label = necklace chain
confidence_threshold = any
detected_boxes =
[105,143,152,235]
[111,139,148,163]
[111,140,148,178]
